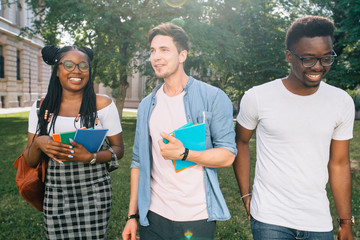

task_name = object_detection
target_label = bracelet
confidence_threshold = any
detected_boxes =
[240,193,252,199]
[181,148,189,161]
[337,216,355,226]
[125,214,139,222]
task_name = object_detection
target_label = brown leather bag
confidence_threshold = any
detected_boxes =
[13,98,46,211]
[13,150,47,211]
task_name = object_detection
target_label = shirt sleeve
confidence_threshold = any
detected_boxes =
[208,89,237,155]
[28,100,39,134]
[98,101,122,136]
[236,88,259,130]
[332,93,355,140]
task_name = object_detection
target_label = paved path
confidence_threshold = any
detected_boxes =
[0,107,137,115]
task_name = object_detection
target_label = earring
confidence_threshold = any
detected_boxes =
[95,118,99,125]
[75,114,81,122]
[44,110,48,120]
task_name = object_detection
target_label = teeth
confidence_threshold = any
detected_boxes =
[70,78,81,81]
[308,74,320,78]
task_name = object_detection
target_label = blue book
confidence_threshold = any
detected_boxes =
[164,122,206,173]
[74,128,108,153]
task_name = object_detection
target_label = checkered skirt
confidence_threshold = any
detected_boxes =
[43,160,112,240]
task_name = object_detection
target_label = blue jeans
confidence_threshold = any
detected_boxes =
[251,216,334,240]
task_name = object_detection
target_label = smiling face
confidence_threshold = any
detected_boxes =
[150,35,187,80]
[57,50,90,93]
[286,36,333,94]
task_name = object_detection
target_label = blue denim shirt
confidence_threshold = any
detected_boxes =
[131,76,237,226]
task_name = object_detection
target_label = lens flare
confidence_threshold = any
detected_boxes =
[170,18,185,26]
[164,0,187,8]
[184,230,193,239]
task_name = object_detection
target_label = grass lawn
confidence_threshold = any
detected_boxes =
[0,112,359,239]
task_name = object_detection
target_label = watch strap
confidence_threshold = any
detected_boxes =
[126,214,139,222]
[337,216,355,226]
[90,153,97,164]
[181,148,189,161]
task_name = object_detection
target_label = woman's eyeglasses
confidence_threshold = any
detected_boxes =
[59,61,90,73]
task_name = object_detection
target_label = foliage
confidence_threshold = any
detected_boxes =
[22,0,292,115]
[16,0,360,114]
[278,0,360,90]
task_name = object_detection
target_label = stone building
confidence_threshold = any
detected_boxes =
[0,0,51,108]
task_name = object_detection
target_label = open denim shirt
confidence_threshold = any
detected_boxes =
[131,77,237,226]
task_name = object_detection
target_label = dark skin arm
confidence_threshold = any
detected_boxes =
[233,122,254,220]
[329,139,353,240]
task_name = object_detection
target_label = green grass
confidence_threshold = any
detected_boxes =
[0,112,359,239]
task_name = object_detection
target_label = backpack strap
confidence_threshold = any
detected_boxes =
[36,98,45,118]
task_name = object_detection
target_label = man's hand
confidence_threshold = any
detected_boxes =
[158,132,185,160]
[122,219,140,240]
[337,225,354,240]
[242,195,251,221]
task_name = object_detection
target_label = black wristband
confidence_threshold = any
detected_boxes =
[125,214,139,222]
[181,148,189,161]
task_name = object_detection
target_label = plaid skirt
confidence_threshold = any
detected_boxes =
[43,160,112,240]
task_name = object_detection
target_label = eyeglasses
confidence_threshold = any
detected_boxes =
[289,50,337,68]
[59,60,90,73]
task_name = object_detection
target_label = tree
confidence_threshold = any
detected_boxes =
[186,0,289,111]
[24,0,207,119]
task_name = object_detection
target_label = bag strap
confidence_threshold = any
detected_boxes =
[36,98,45,117]
[36,97,47,182]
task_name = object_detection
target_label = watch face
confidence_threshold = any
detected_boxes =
[90,153,96,164]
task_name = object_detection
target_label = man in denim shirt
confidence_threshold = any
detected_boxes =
[122,22,236,240]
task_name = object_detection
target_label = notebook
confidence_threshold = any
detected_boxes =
[74,128,108,153]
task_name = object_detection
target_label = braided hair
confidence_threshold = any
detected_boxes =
[37,45,96,136]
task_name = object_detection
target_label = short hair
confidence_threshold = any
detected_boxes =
[285,16,335,51]
[148,22,191,52]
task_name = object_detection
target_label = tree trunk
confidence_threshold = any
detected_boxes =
[115,74,129,122]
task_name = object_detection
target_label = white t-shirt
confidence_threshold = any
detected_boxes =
[237,79,354,231]
[28,100,122,136]
[149,85,208,221]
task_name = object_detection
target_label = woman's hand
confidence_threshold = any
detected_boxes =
[34,135,75,164]
[65,139,93,163]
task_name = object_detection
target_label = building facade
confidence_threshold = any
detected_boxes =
[0,0,51,108]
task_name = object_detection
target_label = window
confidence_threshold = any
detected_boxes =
[16,50,21,80]
[1,96,5,108]
[0,1,3,17]
[15,2,21,26]
[0,46,4,78]
[17,96,21,107]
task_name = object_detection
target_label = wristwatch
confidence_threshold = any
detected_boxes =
[90,153,97,164]
[337,216,355,226]
[125,214,139,222]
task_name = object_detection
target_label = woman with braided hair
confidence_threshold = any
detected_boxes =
[23,45,124,239]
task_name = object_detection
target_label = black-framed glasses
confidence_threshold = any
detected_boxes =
[59,60,90,73]
[289,50,337,68]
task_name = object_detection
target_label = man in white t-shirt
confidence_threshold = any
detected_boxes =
[233,16,355,240]
[122,22,236,240]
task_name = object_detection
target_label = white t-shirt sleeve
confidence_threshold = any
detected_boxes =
[98,101,122,136]
[28,100,39,134]
[332,93,355,140]
[236,88,259,130]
